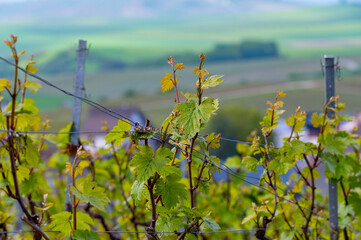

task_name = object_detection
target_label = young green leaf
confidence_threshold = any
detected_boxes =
[56,123,73,148]
[155,174,187,209]
[17,165,30,183]
[73,230,100,240]
[76,212,95,231]
[24,80,42,94]
[241,156,259,173]
[132,146,176,182]
[203,217,220,231]
[155,216,183,232]
[0,79,11,92]
[49,211,72,237]
[104,119,131,147]
[26,63,39,74]
[0,178,10,188]
[71,181,110,212]
[201,75,224,90]
[130,180,145,204]
[206,132,221,149]
[174,97,217,136]
[24,137,40,168]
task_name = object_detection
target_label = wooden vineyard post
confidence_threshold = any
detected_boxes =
[65,40,87,210]
[324,56,338,240]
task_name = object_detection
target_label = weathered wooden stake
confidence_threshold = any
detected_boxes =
[324,56,338,240]
[65,40,87,210]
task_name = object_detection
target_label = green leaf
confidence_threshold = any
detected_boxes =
[320,153,353,181]
[73,230,100,240]
[203,218,220,231]
[56,123,72,148]
[132,146,176,182]
[348,175,361,189]
[225,155,241,168]
[155,216,183,232]
[179,207,204,220]
[338,202,353,226]
[76,212,95,230]
[201,75,224,90]
[24,137,40,168]
[310,112,324,128]
[71,181,110,212]
[49,211,72,237]
[17,114,41,130]
[186,234,198,240]
[0,78,11,91]
[206,132,221,149]
[242,156,259,173]
[26,63,39,74]
[17,165,30,183]
[155,174,187,209]
[21,173,44,194]
[241,212,257,224]
[130,180,145,204]
[5,100,24,114]
[319,132,353,156]
[174,97,217,137]
[349,191,361,219]
[0,178,10,188]
[104,120,131,147]
[269,158,292,175]
[319,152,337,179]
[280,231,295,240]
[24,80,42,94]
[49,211,94,238]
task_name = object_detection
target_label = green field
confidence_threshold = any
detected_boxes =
[1,5,361,65]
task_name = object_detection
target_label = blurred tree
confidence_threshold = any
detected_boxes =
[206,104,263,159]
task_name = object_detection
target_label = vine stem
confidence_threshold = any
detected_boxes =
[144,120,160,240]
[6,116,32,221]
[187,135,197,209]
[177,219,198,240]
[21,217,51,240]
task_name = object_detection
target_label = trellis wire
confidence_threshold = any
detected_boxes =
[0,228,314,235]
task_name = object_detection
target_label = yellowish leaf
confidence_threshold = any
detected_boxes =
[24,80,42,93]
[274,100,284,109]
[18,50,26,57]
[175,63,186,70]
[65,162,72,175]
[77,149,89,159]
[266,100,273,108]
[74,160,89,177]
[3,40,12,47]
[277,90,286,98]
[160,73,177,93]
[0,79,11,92]
[35,202,54,211]
[26,64,39,74]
